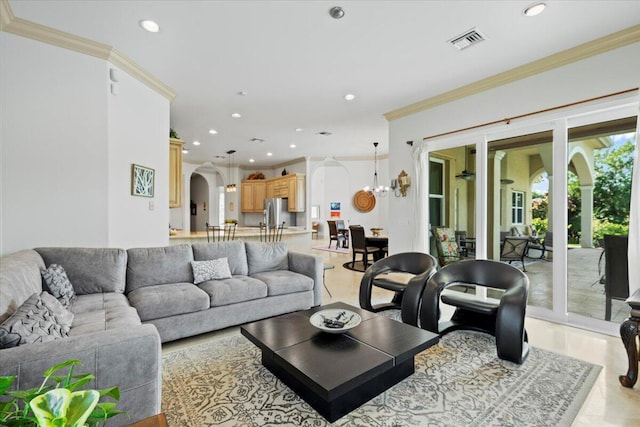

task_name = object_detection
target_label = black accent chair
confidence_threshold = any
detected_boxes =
[349,225,382,269]
[603,234,629,321]
[411,259,530,364]
[359,252,438,313]
[500,236,529,271]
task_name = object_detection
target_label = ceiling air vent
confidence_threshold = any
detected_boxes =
[448,28,486,51]
[249,138,264,143]
[317,131,332,136]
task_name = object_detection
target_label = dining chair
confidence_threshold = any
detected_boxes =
[311,222,319,239]
[348,225,382,269]
[336,219,349,248]
[327,220,345,249]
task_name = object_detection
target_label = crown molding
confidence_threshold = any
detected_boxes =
[0,0,176,101]
[384,25,640,121]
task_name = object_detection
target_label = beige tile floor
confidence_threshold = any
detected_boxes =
[165,244,640,426]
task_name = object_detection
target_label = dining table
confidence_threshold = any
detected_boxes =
[365,235,388,261]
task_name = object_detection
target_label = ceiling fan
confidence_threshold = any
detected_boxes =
[455,146,475,180]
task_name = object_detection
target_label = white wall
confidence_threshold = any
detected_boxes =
[309,157,389,239]
[107,65,170,248]
[1,33,109,255]
[0,33,170,255]
[388,42,640,254]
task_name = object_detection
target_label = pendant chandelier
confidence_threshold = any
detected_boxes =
[363,142,388,197]
[226,150,237,192]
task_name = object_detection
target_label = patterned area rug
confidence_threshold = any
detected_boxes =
[162,320,601,426]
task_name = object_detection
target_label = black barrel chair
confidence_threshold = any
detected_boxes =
[360,252,437,313]
[410,259,530,364]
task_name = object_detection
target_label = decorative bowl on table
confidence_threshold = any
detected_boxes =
[370,228,383,236]
[309,309,361,334]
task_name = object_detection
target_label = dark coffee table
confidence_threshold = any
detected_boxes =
[241,301,439,422]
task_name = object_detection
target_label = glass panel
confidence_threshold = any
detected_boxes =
[429,145,476,263]
[487,131,553,310]
[567,116,636,323]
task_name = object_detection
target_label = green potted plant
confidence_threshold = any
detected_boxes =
[0,359,123,427]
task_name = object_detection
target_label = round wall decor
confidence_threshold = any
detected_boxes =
[353,190,376,212]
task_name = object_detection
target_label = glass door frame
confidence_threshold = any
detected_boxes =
[421,92,637,336]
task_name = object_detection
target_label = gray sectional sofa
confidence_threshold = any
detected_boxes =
[0,241,323,425]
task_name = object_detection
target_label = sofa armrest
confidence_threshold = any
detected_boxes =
[0,324,161,425]
[288,251,323,306]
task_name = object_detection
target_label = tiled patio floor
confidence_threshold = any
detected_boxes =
[521,247,630,323]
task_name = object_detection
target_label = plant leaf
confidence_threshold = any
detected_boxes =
[66,374,95,391]
[98,387,120,401]
[64,390,99,427]
[43,360,81,378]
[0,376,16,394]
[30,389,71,427]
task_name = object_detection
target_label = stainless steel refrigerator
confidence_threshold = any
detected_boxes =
[263,198,290,227]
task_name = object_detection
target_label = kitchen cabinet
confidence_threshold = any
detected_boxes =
[169,138,183,208]
[241,174,305,213]
[241,180,266,212]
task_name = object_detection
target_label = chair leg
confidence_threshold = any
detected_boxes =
[606,296,612,321]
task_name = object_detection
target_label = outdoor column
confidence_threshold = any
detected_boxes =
[547,175,553,232]
[580,185,594,248]
[488,151,506,260]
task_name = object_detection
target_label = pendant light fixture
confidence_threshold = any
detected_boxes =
[363,142,388,197]
[225,150,237,192]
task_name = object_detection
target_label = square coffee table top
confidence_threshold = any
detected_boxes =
[241,302,439,400]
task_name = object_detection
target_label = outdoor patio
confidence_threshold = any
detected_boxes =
[522,247,630,323]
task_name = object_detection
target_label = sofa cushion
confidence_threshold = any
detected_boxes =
[192,241,249,276]
[35,248,127,295]
[191,258,232,284]
[127,283,209,321]
[250,270,314,297]
[71,292,132,314]
[126,245,194,292]
[198,276,268,307]
[40,291,74,330]
[245,242,289,275]
[0,249,45,323]
[0,293,69,348]
[68,293,139,335]
[41,264,76,308]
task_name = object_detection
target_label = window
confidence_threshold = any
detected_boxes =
[429,159,445,227]
[512,191,525,224]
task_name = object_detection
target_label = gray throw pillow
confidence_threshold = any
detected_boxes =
[41,264,76,308]
[0,293,69,349]
[191,258,233,284]
[39,291,74,331]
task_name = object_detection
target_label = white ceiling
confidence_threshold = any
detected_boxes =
[8,1,640,168]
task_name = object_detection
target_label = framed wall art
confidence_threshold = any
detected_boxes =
[131,164,155,197]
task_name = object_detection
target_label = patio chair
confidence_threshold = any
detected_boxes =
[359,252,437,313]
[417,259,530,364]
[603,234,629,321]
[527,231,553,260]
[455,230,468,257]
[500,236,530,271]
[432,227,460,266]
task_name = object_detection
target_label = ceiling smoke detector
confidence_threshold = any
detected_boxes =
[448,28,487,51]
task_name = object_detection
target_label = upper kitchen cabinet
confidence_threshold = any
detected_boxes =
[169,138,183,208]
[241,180,266,213]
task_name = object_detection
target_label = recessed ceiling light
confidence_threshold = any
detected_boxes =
[344,93,356,101]
[290,144,296,148]
[523,2,546,16]
[182,148,189,154]
[231,113,242,118]
[209,129,218,135]
[139,20,160,33]
[193,141,200,146]
[267,152,273,157]
[249,158,255,163]
[238,91,247,96]
[295,128,304,132]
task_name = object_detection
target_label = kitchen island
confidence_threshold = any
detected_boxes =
[169,226,313,253]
